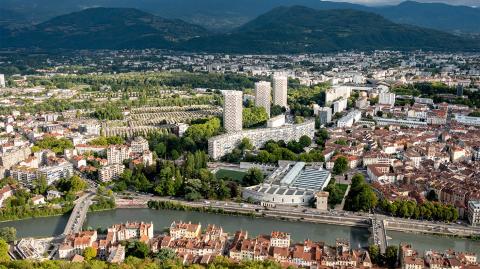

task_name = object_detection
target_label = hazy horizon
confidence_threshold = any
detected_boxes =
[326,0,479,7]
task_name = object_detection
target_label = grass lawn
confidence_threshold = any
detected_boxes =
[337,183,349,195]
[215,169,246,182]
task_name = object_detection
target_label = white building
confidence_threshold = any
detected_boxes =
[270,231,290,248]
[107,145,131,165]
[243,162,331,206]
[255,81,272,117]
[131,136,149,154]
[373,117,427,128]
[355,97,369,109]
[208,121,315,160]
[378,92,396,106]
[454,114,480,127]
[272,74,288,107]
[0,74,5,88]
[79,124,101,135]
[337,110,361,128]
[333,99,348,114]
[325,86,351,105]
[468,201,480,227]
[10,165,37,187]
[267,114,285,128]
[317,107,332,125]
[37,160,74,185]
[414,97,434,105]
[99,164,125,182]
[223,90,243,133]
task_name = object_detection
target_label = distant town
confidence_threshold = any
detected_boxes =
[0,49,479,267]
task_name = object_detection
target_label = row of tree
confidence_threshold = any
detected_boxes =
[378,199,459,222]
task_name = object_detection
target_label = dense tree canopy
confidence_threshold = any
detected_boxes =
[243,107,269,128]
[34,136,74,155]
[344,174,378,212]
[332,156,349,175]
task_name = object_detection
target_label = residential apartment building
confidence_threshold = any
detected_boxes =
[99,164,125,182]
[107,145,131,165]
[131,136,149,154]
[272,74,288,107]
[255,81,272,117]
[36,158,74,185]
[378,92,396,106]
[222,90,243,133]
[170,221,202,239]
[208,121,315,160]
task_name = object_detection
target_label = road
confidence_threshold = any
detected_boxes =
[371,216,388,253]
[62,192,94,236]
[115,192,480,237]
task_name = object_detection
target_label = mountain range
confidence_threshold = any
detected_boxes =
[2,6,479,53]
[2,8,208,49]
[1,0,480,33]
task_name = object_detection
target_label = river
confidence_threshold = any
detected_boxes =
[1,208,479,255]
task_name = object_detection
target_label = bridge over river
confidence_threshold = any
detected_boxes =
[62,192,94,236]
[371,216,388,253]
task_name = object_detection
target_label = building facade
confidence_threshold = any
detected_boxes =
[272,75,288,107]
[223,90,243,133]
[255,81,272,117]
[379,92,396,106]
[208,121,315,160]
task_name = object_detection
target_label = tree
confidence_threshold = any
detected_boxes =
[238,138,254,151]
[126,241,150,258]
[242,168,264,186]
[32,176,48,195]
[344,174,378,212]
[333,156,349,175]
[156,248,176,261]
[243,107,268,128]
[385,245,398,268]
[83,247,97,261]
[34,136,74,155]
[271,105,286,117]
[57,175,87,193]
[154,143,167,158]
[368,244,380,265]
[0,239,9,262]
[0,227,16,242]
[299,135,312,148]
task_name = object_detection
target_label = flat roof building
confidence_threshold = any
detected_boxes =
[208,121,315,160]
[243,162,331,206]
[223,90,243,133]
[255,81,272,117]
[272,75,288,107]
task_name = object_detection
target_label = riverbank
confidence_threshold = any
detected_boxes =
[122,196,480,237]
[0,206,73,223]
[1,208,479,255]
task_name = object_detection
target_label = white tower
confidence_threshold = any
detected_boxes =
[254,81,272,117]
[223,90,243,133]
[0,74,5,88]
[272,74,288,107]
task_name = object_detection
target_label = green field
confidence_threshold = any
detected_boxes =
[215,169,246,182]
[337,183,349,194]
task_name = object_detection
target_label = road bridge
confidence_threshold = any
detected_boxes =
[371,216,388,253]
[62,192,94,236]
